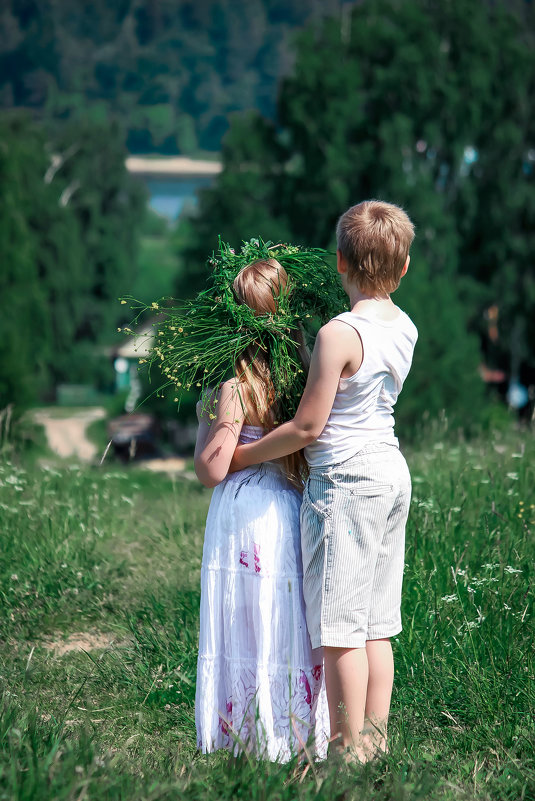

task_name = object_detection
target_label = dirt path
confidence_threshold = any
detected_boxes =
[33,407,106,462]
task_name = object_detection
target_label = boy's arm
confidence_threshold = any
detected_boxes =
[230,320,361,470]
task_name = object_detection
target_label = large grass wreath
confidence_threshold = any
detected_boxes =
[124,237,346,421]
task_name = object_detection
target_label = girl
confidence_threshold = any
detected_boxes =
[194,258,329,762]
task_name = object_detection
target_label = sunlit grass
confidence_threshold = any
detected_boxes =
[0,428,534,799]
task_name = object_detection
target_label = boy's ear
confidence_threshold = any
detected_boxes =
[400,254,410,278]
[336,249,348,275]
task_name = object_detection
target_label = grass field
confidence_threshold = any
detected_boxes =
[0,426,534,800]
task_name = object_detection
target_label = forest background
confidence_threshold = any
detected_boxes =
[1,0,534,436]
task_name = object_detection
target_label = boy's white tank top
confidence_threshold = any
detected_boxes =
[304,308,418,468]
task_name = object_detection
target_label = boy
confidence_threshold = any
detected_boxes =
[230,200,417,761]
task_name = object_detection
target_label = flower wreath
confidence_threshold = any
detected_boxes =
[125,237,346,421]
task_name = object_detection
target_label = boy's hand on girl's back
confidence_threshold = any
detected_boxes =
[228,445,245,473]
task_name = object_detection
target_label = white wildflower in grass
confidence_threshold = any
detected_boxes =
[503,604,511,610]
[471,577,495,586]
[506,472,519,480]
[10,574,18,581]
[467,587,475,594]
[417,499,436,511]
[442,594,457,603]
[458,611,486,634]
[504,566,522,574]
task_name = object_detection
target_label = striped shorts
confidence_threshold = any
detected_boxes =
[300,442,412,649]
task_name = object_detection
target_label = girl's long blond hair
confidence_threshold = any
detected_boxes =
[232,257,309,488]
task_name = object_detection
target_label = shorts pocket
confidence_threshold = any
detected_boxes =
[345,482,393,497]
[326,473,393,497]
[324,533,332,593]
[303,477,331,519]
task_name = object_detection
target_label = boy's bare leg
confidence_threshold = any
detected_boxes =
[362,638,394,757]
[323,646,369,761]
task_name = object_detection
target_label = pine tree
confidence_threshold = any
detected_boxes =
[178,0,534,428]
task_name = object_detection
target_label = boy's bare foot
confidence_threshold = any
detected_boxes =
[360,727,388,761]
[328,728,388,766]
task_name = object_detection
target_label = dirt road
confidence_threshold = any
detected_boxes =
[33,408,106,462]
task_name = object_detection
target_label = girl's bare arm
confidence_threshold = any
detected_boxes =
[194,380,246,487]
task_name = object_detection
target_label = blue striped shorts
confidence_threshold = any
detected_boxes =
[300,442,412,649]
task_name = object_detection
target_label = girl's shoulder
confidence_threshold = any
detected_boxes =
[216,378,264,428]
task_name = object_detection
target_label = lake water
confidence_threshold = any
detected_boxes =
[146,176,215,221]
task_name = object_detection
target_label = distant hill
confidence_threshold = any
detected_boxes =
[0,0,346,154]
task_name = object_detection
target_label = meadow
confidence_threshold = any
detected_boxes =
[0,425,533,800]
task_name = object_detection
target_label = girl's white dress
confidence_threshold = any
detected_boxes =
[195,425,329,762]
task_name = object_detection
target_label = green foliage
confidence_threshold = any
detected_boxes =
[0,430,534,798]
[394,259,486,432]
[0,112,144,407]
[179,0,535,431]
[49,118,146,349]
[129,211,178,304]
[0,114,63,407]
[172,114,295,298]
[0,0,343,154]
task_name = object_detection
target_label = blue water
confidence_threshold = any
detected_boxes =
[146,176,214,221]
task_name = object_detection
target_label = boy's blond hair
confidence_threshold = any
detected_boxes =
[336,200,415,295]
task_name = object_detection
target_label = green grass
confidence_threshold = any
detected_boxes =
[0,428,534,799]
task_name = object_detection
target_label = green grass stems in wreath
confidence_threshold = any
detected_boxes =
[124,238,346,422]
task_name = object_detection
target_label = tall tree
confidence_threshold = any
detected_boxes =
[0,113,145,407]
[0,115,55,407]
[175,0,534,428]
